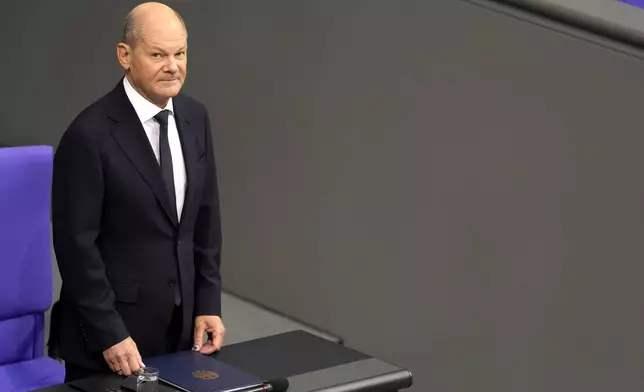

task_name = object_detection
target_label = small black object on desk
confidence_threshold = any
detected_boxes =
[241,377,289,392]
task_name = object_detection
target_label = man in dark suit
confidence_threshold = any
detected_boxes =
[49,2,225,381]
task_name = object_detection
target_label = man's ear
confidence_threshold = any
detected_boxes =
[117,43,132,71]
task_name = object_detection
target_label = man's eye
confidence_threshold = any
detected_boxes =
[175,52,185,57]
[152,53,162,58]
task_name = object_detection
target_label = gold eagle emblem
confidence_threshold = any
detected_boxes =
[193,370,219,380]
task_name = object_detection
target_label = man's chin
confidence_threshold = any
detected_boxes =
[157,86,182,99]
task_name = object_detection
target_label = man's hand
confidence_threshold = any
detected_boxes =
[193,315,225,354]
[103,336,145,376]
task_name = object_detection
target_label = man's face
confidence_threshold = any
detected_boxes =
[120,20,187,107]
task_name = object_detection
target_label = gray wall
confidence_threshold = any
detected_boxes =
[4,1,644,391]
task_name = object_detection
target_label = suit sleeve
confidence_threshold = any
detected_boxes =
[52,123,130,352]
[193,108,223,317]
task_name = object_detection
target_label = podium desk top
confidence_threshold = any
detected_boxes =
[43,330,413,392]
[214,329,370,379]
[214,329,412,392]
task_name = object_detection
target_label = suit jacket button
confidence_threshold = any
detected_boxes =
[168,280,176,287]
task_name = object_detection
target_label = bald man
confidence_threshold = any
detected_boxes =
[49,2,225,381]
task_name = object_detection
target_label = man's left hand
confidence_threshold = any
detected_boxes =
[193,315,225,354]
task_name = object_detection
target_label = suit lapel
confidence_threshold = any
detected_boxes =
[173,96,199,228]
[106,81,179,227]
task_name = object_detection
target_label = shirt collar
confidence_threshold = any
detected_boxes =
[123,76,174,124]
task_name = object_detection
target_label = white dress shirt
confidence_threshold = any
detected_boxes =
[123,76,186,221]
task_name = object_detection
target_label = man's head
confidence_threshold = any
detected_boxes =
[117,2,187,108]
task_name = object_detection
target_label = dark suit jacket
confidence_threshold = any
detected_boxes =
[49,79,222,369]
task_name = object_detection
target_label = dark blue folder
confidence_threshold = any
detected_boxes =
[144,351,264,392]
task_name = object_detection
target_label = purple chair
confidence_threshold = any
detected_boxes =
[0,146,65,391]
[620,0,644,8]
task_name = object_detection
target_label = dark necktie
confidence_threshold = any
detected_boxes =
[154,110,182,306]
[154,110,177,222]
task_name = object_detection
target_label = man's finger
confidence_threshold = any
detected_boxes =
[106,358,117,373]
[199,333,223,355]
[199,341,217,355]
[137,350,145,369]
[103,353,115,371]
[212,332,224,351]
[193,324,206,350]
[128,354,141,375]
[119,357,132,376]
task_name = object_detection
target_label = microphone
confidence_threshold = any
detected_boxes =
[244,377,290,392]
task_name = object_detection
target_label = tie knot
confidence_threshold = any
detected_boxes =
[154,110,170,126]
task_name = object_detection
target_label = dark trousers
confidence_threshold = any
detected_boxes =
[64,305,183,382]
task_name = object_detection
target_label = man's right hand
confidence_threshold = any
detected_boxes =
[102,337,145,376]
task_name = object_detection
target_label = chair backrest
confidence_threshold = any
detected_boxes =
[0,146,54,365]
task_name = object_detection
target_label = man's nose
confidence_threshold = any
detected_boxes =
[164,57,179,73]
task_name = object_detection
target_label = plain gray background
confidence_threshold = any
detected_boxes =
[4,1,644,391]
